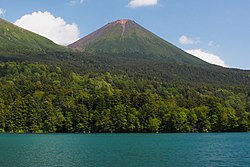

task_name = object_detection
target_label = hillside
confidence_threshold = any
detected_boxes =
[0,18,249,86]
[69,20,207,65]
[0,18,68,57]
[0,18,249,133]
[68,20,250,86]
[0,62,249,133]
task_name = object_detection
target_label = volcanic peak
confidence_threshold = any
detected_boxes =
[109,19,134,25]
[114,19,130,25]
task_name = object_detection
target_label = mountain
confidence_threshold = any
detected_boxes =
[0,18,249,86]
[0,19,249,133]
[68,20,250,85]
[0,18,67,57]
[69,19,207,65]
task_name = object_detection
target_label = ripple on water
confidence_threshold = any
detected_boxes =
[0,133,249,167]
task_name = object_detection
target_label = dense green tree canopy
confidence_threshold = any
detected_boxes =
[0,62,249,133]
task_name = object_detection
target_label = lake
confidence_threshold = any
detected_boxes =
[0,133,249,167]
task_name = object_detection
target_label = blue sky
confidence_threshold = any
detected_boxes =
[0,0,249,69]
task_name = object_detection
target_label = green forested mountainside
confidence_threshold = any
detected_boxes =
[67,19,250,86]
[69,20,207,65]
[0,18,249,87]
[66,52,250,86]
[2,50,249,87]
[0,19,250,133]
[0,62,249,133]
[0,18,68,55]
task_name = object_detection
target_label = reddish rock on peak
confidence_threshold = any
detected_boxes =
[115,19,130,25]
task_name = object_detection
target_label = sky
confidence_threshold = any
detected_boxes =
[0,0,250,69]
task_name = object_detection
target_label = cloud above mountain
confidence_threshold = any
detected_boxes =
[185,49,226,67]
[179,35,200,45]
[14,11,80,45]
[128,0,159,8]
[0,8,6,17]
[69,0,84,6]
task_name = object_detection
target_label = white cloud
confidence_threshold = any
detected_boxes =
[208,41,214,46]
[128,0,159,8]
[14,11,80,45]
[69,0,84,6]
[179,35,200,45]
[208,41,220,48]
[0,8,6,17]
[185,49,227,67]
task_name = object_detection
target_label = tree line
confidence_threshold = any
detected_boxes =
[0,62,249,133]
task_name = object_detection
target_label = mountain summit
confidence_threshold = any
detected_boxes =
[68,19,206,65]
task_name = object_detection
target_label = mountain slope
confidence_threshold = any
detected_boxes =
[68,19,250,85]
[0,19,249,133]
[0,18,249,86]
[69,20,207,65]
[0,18,67,56]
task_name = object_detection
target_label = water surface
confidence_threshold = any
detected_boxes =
[0,133,249,167]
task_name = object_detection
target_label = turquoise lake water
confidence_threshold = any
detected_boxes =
[0,133,249,167]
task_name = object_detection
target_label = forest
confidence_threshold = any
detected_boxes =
[0,62,249,133]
